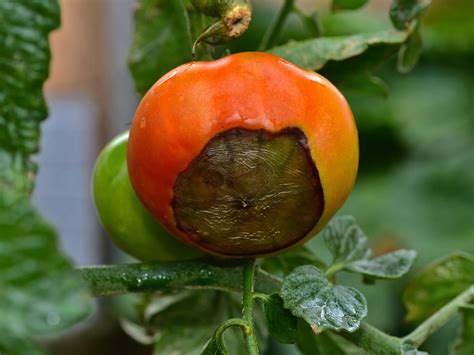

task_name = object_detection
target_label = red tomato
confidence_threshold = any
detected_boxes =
[128,52,358,257]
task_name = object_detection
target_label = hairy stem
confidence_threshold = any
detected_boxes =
[324,262,345,279]
[341,322,402,355]
[403,286,474,348]
[215,318,250,349]
[78,259,279,296]
[242,260,259,354]
[258,0,294,50]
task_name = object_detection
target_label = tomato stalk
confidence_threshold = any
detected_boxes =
[242,259,260,354]
[191,0,251,57]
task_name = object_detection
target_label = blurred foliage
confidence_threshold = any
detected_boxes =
[0,1,92,353]
[452,305,474,355]
[403,253,474,323]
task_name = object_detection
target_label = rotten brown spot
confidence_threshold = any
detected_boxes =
[172,127,324,256]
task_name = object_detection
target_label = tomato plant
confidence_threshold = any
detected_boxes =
[1,0,473,354]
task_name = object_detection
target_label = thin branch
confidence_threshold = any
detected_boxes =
[78,259,279,296]
[242,260,260,354]
[403,286,474,348]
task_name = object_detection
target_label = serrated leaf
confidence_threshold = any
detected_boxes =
[403,252,474,323]
[0,195,92,338]
[332,0,368,11]
[390,0,431,30]
[261,245,325,276]
[452,305,474,355]
[322,216,370,265]
[0,0,59,194]
[140,291,267,355]
[281,265,367,332]
[346,249,417,279]
[296,320,364,355]
[200,336,227,355]
[268,30,409,72]
[262,293,297,344]
[129,0,213,97]
[322,217,416,280]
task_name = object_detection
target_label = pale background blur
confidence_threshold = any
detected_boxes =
[34,0,137,266]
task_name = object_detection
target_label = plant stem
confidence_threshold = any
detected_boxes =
[215,318,250,349]
[242,260,260,354]
[340,322,402,355]
[325,262,344,279]
[78,259,279,296]
[403,286,474,348]
[258,0,294,50]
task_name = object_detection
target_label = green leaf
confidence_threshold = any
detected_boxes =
[267,30,424,96]
[138,291,267,354]
[129,0,191,96]
[129,0,213,97]
[200,336,227,355]
[403,252,474,323]
[262,293,297,344]
[281,265,367,332]
[261,245,326,276]
[267,30,409,72]
[346,249,417,279]
[322,216,416,280]
[332,0,368,11]
[0,195,92,338]
[322,216,370,265]
[397,21,422,73]
[452,305,474,355]
[0,0,60,194]
[296,320,364,355]
[390,0,431,30]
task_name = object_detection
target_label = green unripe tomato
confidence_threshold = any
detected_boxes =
[92,131,203,261]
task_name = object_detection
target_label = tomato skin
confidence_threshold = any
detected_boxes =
[92,131,203,261]
[128,52,358,257]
